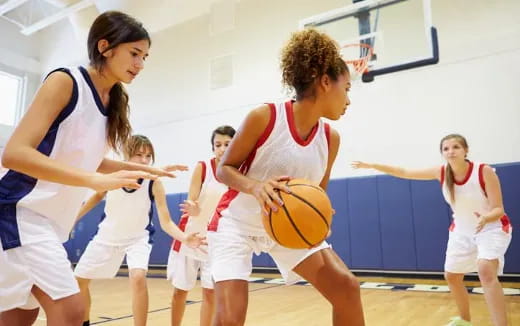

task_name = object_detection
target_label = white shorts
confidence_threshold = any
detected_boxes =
[445,228,512,274]
[167,250,213,290]
[74,236,152,279]
[0,239,79,312]
[208,229,330,284]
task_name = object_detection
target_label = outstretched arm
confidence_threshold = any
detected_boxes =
[1,71,156,192]
[97,158,187,178]
[351,161,441,181]
[152,179,206,248]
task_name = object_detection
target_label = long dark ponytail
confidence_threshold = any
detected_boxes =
[87,11,150,153]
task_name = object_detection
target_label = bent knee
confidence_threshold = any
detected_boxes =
[444,271,464,283]
[61,303,85,324]
[478,264,498,285]
[214,311,245,326]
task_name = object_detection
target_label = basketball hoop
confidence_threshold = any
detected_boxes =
[341,43,374,80]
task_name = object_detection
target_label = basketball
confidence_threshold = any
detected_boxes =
[262,178,333,249]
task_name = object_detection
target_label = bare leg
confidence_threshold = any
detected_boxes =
[76,277,92,323]
[293,248,365,326]
[0,308,39,326]
[212,280,248,326]
[32,285,85,326]
[129,269,149,326]
[171,287,188,326]
[444,272,471,321]
[200,288,215,326]
[478,259,508,326]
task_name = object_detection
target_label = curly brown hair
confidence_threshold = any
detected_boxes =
[281,29,348,100]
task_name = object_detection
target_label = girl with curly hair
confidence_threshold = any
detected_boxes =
[207,29,365,326]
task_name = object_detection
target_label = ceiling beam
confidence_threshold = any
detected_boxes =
[0,0,29,16]
[40,0,68,8]
[20,0,93,35]
[0,15,26,29]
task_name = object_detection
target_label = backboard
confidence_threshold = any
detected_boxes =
[299,0,439,82]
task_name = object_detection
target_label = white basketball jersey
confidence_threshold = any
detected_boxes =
[173,158,227,260]
[0,66,108,249]
[441,161,511,235]
[209,101,330,235]
[94,179,155,246]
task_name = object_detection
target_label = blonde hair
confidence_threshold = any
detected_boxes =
[124,134,155,162]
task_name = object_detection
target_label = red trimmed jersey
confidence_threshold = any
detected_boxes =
[173,158,227,260]
[441,161,511,235]
[208,101,330,235]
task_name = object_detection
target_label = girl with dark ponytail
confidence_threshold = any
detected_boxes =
[353,134,512,326]
[0,11,183,326]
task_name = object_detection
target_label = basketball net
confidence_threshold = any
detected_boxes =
[341,43,374,81]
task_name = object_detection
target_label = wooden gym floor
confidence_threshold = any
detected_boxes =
[33,271,520,325]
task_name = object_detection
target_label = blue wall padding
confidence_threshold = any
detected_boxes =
[346,177,383,269]
[494,164,520,273]
[326,178,351,266]
[376,176,417,270]
[410,180,451,271]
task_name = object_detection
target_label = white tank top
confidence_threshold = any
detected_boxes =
[0,66,108,249]
[441,161,511,235]
[94,179,155,246]
[173,158,227,260]
[209,101,330,235]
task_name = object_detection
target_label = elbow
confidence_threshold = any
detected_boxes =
[1,148,17,170]
[216,164,227,183]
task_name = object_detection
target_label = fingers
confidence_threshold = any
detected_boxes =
[261,190,279,215]
[118,170,158,180]
[269,179,291,195]
[272,177,291,193]
[164,164,189,172]
[158,171,177,178]
[122,179,142,189]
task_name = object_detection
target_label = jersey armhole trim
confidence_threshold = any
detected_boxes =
[199,161,207,185]
[45,67,79,129]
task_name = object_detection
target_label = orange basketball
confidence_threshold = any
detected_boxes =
[262,178,333,249]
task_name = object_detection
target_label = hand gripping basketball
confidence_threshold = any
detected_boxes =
[262,178,333,249]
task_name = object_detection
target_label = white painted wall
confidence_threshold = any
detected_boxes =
[5,0,520,194]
